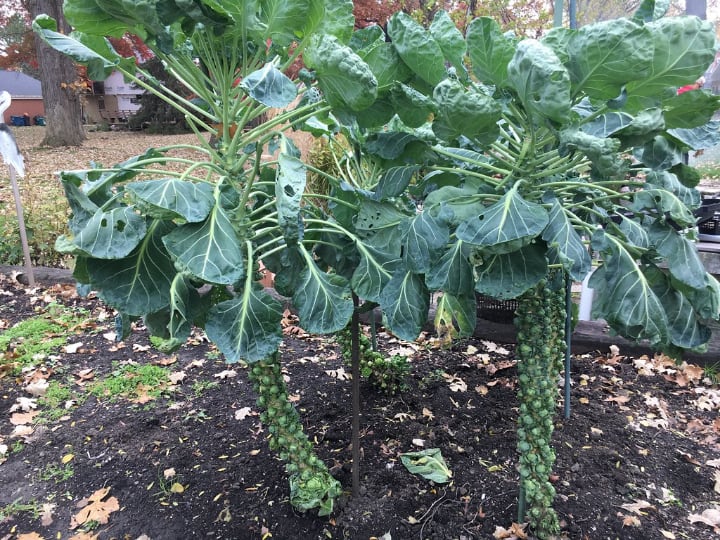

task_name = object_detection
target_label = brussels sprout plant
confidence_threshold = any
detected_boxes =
[34,0,362,515]
[303,1,720,535]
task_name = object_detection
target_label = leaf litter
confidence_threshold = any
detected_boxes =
[0,275,719,538]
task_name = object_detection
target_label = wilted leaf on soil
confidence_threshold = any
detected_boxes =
[71,487,120,528]
[68,533,99,540]
[17,533,44,540]
[659,530,676,539]
[713,470,720,494]
[400,448,452,483]
[164,468,176,479]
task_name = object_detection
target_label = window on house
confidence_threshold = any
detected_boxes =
[92,81,105,94]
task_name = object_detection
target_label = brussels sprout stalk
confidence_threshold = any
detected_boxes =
[248,354,341,516]
[515,275,566,538]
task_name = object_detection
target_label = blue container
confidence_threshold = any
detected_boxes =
[10,115,24,126]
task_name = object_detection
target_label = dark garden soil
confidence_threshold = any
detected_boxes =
[1,273,719,540]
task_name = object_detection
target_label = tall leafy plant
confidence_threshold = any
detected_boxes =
[33,0,360,515]
[302,1,720,535]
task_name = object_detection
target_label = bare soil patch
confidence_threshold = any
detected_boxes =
[1,275,719,540]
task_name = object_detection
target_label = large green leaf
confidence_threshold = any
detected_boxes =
[293,256,354,333]
[350,245,399,303]
[64,0,129,36]
[567,19,653,100]
[589,233,667,344]
[426,241,474,296]
[507,39,571,123]
[316,0,355,43]
[162,206,244,285]
[87,221,176,316]
[466,17,516,88]
[663,90,720,129]
[74,207,147,259]
[456,185,549,254]
[386,12,447,87]
[390,83,435,128]
[33,16,135,80]
[646,221,706,289]
[541,198,592,281]
[434,293,476,341]
[645,266,710,349]
[260,0,313,46]
[668,121,720,151]
[205,288,284,363]
[636,135,680,169]
[360,42,413,92]
[429,10,466,78]
[400,209,450,274]
[432,79,501,142]
[126,179,214,223]
[276,148,307,244]
[305,34,378,111]
[474,243,548,300]
[380,270,430,341]
[374,166,420,201]
[678,273,720,320]
[355,199,406,232]
[625,17,717,103]
[632,0,670,22]
[424,185,486,226]
[241,63,297,107]
[645,171,700,209]
[630,188,695,227]
[580,111,633,138]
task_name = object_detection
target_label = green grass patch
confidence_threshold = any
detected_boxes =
[38,379,87,422]
[0,303,89,375]
[89,362,170,402]
[695,162,720,180]
[0,498,41,521]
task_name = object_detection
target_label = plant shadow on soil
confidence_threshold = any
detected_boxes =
[1,275,719,540]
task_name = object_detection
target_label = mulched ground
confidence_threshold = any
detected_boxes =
[1,273,719,540]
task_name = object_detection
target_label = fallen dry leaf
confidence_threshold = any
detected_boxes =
[688,507,720,528]
[164,467,176,479]
[17,533,44,540]
[659,530,676,539]
[492,522,528,539]
[325,367,351,380]
[9,397,37,412]
[214,369,237,379]
[10,410,39,425]
[71,487,120,528]
[235,407,254,421]
[68,532,99,540]
[155,356,177,366]
[169,371,186,384]
[40,503,56,526]
[622,514,642,527]
[621,499,654,515]
[25,379,49,397]
[443,373,467,392]
[65,342,83,353]
[714,470,720,495]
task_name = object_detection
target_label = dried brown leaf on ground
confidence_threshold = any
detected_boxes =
[71,487,120,528]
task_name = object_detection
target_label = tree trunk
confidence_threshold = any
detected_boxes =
[27,0,86,147]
